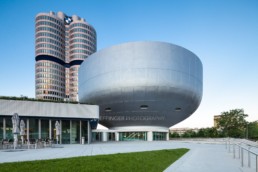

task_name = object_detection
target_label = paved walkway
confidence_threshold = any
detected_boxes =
[0,139,257,172]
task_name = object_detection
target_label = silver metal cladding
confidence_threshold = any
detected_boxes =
[79,41,203,128]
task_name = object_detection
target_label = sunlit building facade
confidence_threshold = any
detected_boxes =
[0,99,99,144]
[79,41,203,141]
[35,11,97,102]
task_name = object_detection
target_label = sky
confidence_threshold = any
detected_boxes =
[0,0,257,129]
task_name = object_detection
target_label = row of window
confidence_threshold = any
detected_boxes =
[69,82,77,87]
[69,67,78,71]
[43,90,64,97]
[36,21,64,33]
[36,37,64,49]
[36,85,65,92]
[69,38,95,48]
[69,72,78,77]
[70,28,96,39]
[36,15,63,27]
[36,61,64,70]
[42,96,64,101]
[69,77,78,82]
[36,26,64,38]
[36,78,65,87]
[36,73,65,81]
[70,33,95,42]
[69,49,91,55]
[36,49,64,59]
[36,32,64,43]
[36,68,65,77]
[70,54,88,60]
[70,44,95,52]
[70,23,96,34]
[36,43,65,54]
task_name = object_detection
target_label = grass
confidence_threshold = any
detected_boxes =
[0,148,189,172]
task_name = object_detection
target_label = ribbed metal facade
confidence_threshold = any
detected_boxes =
[35,11,97,102]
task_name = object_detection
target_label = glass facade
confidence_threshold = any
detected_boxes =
[5,117,13,140]
[29,119,39,140]
[41,119,49,140]
[81,121,88,143]
[35,11,97,102]
[119,132,147,141]
[153,132,167,141]
[0,117,3,140]
[61,120,70,144]
[51,120,56,141]
[108,133,115,141]
[0,117,90,144]
[92,132,102,142]
[71,120,80,144]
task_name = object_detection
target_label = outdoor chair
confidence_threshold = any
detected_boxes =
[2,139,10,149]
[36,139,44,148]
[27,139,37,149]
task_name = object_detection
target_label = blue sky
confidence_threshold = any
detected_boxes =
[0,0,257,128]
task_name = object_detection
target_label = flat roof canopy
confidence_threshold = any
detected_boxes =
[0,99,99,119]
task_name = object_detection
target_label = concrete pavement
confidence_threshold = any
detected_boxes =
[0,139,257,172]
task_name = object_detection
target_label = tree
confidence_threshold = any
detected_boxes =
[182,130,197,138]
[170,132,180,138]
[196,127,219,138]
[247,121,258,140]
[216,109,248,138]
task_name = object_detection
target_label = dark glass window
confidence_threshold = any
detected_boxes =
[81,121,88,143]
[29,119,39,140]
[0,117,3,140]
[5,117,13,140]
[41,119,49,140]
[61,120,70,144]
[71,120,80,144]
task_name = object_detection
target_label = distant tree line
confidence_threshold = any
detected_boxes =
[170,109,258,140]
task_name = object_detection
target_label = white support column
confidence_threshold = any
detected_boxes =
[166,132,169,141]
[39,119,41,139]
[3,118,6,139]
[87,120,91,144]
[102,132,108,142]
[49,120,52,139]
[147,131,153,141]
[70,120,72,144]
[80,120,82,144]
[27,119,29,140]
[60,120,62,144]
[115,132,119,141]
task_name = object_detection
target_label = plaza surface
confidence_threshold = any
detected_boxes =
[0,139,257,172]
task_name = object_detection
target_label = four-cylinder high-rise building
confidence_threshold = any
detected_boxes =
[35,11,97,101]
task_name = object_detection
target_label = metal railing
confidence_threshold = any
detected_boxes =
[226,139,258,172]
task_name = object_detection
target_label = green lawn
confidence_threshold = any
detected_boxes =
[0,148,189,172]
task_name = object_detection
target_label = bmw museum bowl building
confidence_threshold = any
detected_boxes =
[79,41,203,142]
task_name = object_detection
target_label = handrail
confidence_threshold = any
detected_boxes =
[226,139,258,172]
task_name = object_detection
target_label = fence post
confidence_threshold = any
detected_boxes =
[228,141,230,153]
[248,146,251,168]
[233,144,235,159]
[241,148,244,167]
[256,155,258,172]
[238,145,240,159]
